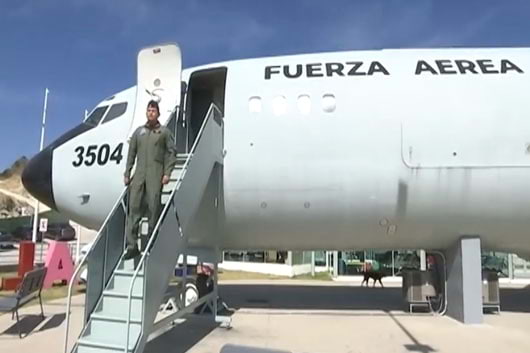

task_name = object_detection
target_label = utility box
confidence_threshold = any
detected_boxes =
[1,241,35,290]
[402,270,437,313]
[482,270,500,313]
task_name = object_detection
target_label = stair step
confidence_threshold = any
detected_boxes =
[98,293,142,322]
[83,317,141,348]
[170,168,183,179]
[109,272,144,296]
[90,313,142,324]
[76,344,127,353]
[77,336,135,352]
[175,155,190,165]
[117,259,144,272]
[164,180,178,191]
[103,290,143,299]
[114,269,143,277]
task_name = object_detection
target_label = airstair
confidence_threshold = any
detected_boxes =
[63,102,224,353]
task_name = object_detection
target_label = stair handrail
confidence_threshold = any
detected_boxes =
[64,186,129,353]
[125,103,223,353]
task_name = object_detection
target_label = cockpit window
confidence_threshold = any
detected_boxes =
[84,106,108,126]
[101,103,128,124]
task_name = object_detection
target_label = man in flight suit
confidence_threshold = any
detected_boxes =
[123,100,177,260]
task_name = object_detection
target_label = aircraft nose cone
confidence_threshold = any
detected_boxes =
[21,147,57,210]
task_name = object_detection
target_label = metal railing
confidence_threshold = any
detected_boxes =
[125,103,223,353]
[63,187,128,353]
[63,103,183,353]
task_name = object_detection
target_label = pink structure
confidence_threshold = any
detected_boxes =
[43,240,74,288]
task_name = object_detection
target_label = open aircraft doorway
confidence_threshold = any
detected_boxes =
[184,67,227,152]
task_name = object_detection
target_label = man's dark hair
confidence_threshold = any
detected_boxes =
[147,100,160,114]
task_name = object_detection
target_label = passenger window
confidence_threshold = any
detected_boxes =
[101,103,128,124]
[297,95,311,115]
[248,96,262,113]
[322,94,336,113]
[84,106,108,126]
[272,95,287,116]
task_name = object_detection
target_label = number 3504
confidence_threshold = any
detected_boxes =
[72,143,124,167]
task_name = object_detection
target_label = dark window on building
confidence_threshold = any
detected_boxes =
[84,106,108,126]
[101,103,128,124]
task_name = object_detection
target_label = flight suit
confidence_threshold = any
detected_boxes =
[124,122,177,250]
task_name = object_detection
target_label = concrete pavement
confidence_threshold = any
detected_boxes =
[0,294,84,352]
[1,281,529,353]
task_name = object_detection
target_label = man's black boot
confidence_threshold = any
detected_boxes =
[124,247,141,260]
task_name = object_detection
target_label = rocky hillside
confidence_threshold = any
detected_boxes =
[0,157,33,218]
[0,156,28,180]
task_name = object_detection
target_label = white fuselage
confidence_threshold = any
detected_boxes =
[40,48,530,255]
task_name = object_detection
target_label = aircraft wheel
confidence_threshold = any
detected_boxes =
[184,282,199,306]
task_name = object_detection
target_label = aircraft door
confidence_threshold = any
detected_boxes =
[184,67,227,151]
[129,43,182,137]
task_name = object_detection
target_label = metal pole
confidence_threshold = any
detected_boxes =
[75,223,81,263]
[508,253,514,280]
[311,251,315,277]
[333,251,339,277]
[39,239,44,264]
[392,250,396,277]
[32,88,49,246]
[420,249,427,271]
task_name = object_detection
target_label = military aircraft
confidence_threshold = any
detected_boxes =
[22,45,530,257]
[21,44,530,352]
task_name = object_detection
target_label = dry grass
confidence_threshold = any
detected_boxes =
[218,270,288,281]
[218,270,332,281]
[0,271,17,282]
[292,272,333,281]
[0,174,30,197]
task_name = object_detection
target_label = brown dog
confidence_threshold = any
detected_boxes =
[361,271,384,287]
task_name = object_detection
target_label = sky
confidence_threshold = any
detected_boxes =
[1,0,530,170]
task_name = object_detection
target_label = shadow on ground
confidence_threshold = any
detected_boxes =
[500,286,530,313]
[39,313,65,331]
[146,284,442,353]
[1,312,65,338]
[145,315,219,353]
[109,283,530,353]
[1,314,45,338]
[220,284,405,313]
[219,283,530,314]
